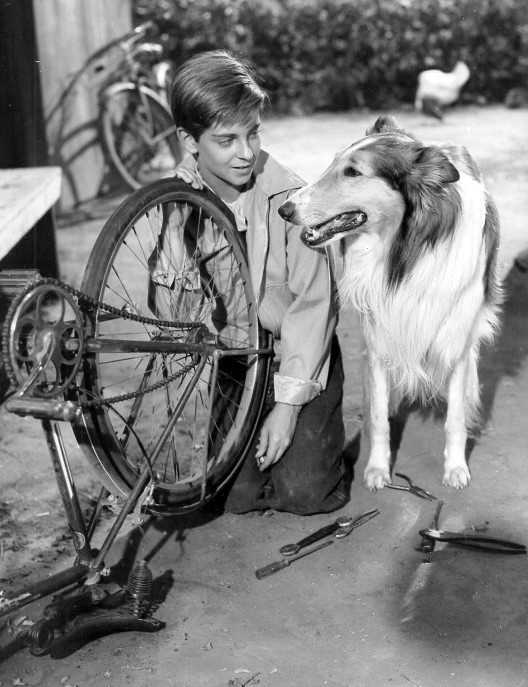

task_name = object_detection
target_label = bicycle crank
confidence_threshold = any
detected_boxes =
[2,279,84,399]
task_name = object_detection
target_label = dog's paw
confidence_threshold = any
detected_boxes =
[364,466,391,491]
[442,465,471,489]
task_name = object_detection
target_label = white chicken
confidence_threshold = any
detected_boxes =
[415,61,470,119]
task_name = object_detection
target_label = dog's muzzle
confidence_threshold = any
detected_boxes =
[301,211,367,247]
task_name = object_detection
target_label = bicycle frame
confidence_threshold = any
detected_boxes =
[0,327,267,620]
[0,180,271,651]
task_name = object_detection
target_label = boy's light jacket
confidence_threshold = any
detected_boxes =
[152,150,337,405]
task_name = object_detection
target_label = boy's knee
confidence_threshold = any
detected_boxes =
[270,470,348,515]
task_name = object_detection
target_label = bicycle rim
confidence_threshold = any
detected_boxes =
[72,179,270,512]
[101,85,182,190]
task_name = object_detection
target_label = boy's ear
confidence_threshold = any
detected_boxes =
[177,127,199,155]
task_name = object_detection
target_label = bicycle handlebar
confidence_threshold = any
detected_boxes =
[120,20,156,50]
[81,21,156,65]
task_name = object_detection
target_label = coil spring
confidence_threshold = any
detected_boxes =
[127,560,153,619]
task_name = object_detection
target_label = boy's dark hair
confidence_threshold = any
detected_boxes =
[170,50,268,140]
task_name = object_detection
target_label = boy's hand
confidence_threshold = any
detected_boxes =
[174,167,204,189]
[255,402,302,470]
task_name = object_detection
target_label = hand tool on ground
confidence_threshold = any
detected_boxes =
[419,500,444,553]
[256,508,380,580]
[386,473,436,500]
[279,514,356,556]
[418,529,527,554]
[255,539,334,579]
[335,508,380,538]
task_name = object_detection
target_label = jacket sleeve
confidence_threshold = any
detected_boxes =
[270,192,338,405]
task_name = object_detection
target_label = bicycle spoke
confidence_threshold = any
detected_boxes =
[119,352,156,450]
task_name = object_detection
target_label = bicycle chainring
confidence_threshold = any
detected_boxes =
[2,282,84,398]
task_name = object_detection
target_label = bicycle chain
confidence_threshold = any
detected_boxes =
[2,276,203,408]
[76,361,198,409]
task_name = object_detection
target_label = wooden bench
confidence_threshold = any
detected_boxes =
[0,166,62,260]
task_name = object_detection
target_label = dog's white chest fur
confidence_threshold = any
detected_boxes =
[337,174,496,404]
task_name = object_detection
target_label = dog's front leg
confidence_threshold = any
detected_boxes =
[363,351,392,490]
[443,355,472,489]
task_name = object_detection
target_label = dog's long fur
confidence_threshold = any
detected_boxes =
[279,116,501,490]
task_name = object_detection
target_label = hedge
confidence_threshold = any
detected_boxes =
[134,0,528,113]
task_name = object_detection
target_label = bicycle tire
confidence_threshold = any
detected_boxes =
[72,179,271,513]
[100,83,182,190]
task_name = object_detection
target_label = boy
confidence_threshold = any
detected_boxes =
[167,50,348,514]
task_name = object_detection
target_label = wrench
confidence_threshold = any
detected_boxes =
[256,540,334,579]
[334,508,380,538]
[279,515,355,556]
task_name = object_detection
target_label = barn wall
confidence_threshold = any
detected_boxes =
[34,0,133,209]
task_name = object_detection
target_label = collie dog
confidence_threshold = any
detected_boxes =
[278,116,501,490]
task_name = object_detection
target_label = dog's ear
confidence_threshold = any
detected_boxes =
[408,144,460,189]
[367,115,402,135]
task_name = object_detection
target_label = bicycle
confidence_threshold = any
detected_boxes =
[98,22,182,190]
[46,22,182,195]
[0,180,272,655]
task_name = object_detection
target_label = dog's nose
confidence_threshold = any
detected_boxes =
[278,200,295,221]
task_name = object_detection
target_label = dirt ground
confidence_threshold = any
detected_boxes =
[1,105,528,687]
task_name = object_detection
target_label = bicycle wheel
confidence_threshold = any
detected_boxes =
[71,179,271,513]
[100,83,182,190]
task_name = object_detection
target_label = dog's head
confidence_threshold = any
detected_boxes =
[279,116,461,254]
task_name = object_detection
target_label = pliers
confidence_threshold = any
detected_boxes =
[386,473,436,501]
[418,528,527,554]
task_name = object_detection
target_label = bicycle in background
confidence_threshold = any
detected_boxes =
[97,22,181,189]
[47,21,182,193]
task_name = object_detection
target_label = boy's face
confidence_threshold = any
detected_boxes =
[181,114,262,202]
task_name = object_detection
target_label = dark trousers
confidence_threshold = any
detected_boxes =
[223,336,348,515]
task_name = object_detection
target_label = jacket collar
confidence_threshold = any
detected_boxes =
[179,150,304,200]
[251,150,305,198]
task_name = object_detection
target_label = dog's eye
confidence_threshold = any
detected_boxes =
[344,166,361,177]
